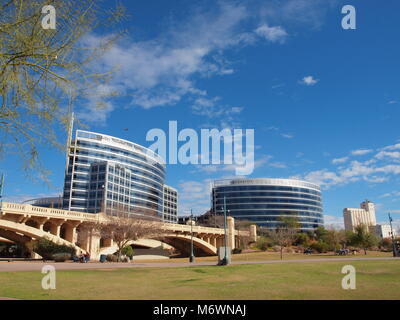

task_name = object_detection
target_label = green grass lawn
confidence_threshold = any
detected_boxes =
[0,259,399,300]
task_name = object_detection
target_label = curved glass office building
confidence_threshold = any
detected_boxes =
[212,178,323,232]
[63,130,166,219]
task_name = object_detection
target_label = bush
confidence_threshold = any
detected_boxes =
[271,245,281,252]
[255,237,272,251]
[53,253,72,262]
[34,238,75,260]
[232,248,242,254]
[121,246,134,259]
[310,241,330,253]
[120,256,130,263]
[106,254,118,262]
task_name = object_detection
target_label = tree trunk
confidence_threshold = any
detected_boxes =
[280,247,283,260]
[364,248,367,255]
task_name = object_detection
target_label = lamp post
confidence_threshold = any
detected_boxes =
[389,213,397,257]
[189,209,195,263]
[219,196,229,266]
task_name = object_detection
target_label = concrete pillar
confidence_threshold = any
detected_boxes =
[211,236,217,248]
[216,236,223,248]
[227,216,235,250]
[250,224,257,242]
[89,232,101,261]
[50,224,61,237]
[64,225,76,242]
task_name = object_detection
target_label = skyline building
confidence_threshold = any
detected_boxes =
[343,200,377,232]
[211,178,324,232]
[62,130,169,220]
[162,185,178,223]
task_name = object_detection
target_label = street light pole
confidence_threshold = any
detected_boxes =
[389,213,397,257]
[220,196,228,265]
[189,209,195,263]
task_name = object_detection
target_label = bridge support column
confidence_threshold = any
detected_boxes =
[216,236,223,248]
[50,224,61,237]
[49,219,66,237]
[227,216,235,250]
[33,217,48,231]
[88,233,101,260]
[210,236,217,248]
[63,223,79,243]
[250,224,257,242]
[18,215,30,224]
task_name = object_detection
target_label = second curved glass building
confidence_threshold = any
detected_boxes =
[211,178,323,232]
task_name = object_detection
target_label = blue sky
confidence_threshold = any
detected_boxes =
[2,0,400,229]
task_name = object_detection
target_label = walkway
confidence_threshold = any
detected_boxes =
[0,257,398,273]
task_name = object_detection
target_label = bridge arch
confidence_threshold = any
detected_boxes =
[0,219,84,254]
[156,233,217,255]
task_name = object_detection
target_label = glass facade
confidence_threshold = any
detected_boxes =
[163,185,178,223]
[63,130,166,219]
[212,178,324,232]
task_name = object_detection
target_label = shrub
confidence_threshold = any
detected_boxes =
[121,245,134,259]
[34,238,75,260]
[106,254,118,262]
[53,253,72,262]
[120,256,130,263]
[232,248,242,254]
[310,241,329,253]
[271,245,281,252]
[255,237,272,251]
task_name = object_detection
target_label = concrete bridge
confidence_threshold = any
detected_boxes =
[0,202,256,259]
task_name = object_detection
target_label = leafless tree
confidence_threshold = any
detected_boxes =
[98,215,163,261]
[268,217,299,260]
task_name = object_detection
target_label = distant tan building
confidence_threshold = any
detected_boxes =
[375,224,397,238]
[343,200,377,232]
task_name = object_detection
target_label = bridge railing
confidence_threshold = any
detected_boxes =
[160,223,249,236]
[0,202,99,222]
[0,202,251,237]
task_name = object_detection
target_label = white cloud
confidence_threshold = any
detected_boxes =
[351,149,373,156]
[281,133,294,139]
[382,143,400,151]
[301,142,400,188]
[76,1,336,123]
[191,96,243,120]
[195,153,286,175]
[299,75,319,86]
[388,100,398,104]
[332,157,348,165]
[324,215,344,229]
[375,151,400,160]
[77,2,253,123]
[379,191,400,198]
[255,24,288,43]
[178,179,213,215]
[3,192,61,204]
